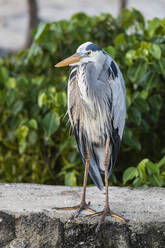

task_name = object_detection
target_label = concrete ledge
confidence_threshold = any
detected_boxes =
[0,184,165,248]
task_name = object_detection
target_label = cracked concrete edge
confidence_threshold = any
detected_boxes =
[1,211,165,248]
[0,184,165,248]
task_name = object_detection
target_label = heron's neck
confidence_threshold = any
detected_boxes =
[76,64,96,112]
[77,64,88,98]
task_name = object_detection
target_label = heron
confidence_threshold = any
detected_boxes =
[55,41,126,231]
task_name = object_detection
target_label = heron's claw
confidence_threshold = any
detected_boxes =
[53,201,96,219]
[87,207,128,232]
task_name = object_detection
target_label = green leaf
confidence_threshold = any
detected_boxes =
[65,171,77,186]
[145,73,159,90]
[104,46,116,58]
[121,9,134,29]
[128,106,141,126]
[29,119,38,129]
[132,8,145,30]
[38,91,47,108]
[132,178,143,187]
[149,94,162,110]
[125,50,136,65]
[126,92,131,108]
[158,58,165,78]
[17,125,29,154]
[136,63,148,83]
[158,156,165,168]
[12,100,24,115]
[146,162,159,175]
[28,130,38,145]
[42,112,60,137]
[0,67,9,83]
[17,125,29,140]
[127,63,148,84]
[138,158,149,167]
[127,66,137,82]
[34,22,49,42]
[62,163,76,172]
[134,97,150,113]
[137,159,148,182]
[114,34,125,47]
[55,92,67,107]
[25,43,42,63]
[149,174,163,187]
[150,44,161,59]
[123,167,138,185]
[6,78,17,89]
[123,127,141,150]
[32,76,45,86]
[148,18,161,37]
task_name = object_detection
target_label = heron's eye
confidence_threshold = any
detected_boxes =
[87,51,91,56]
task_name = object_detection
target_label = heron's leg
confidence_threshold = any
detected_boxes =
[72,146,97,217]
[87,139,127,232]
[53,146,96,216]
[80,146,90,206]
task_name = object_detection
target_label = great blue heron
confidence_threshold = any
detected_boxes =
[55,42,126,231]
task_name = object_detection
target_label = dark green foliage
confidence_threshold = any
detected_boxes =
[123,157,165,187]
[0,9,165,186]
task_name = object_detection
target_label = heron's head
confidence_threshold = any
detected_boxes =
[55,42,105,67]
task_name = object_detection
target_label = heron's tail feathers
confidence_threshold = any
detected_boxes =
[88,159,104,190]
[73,128,104,190]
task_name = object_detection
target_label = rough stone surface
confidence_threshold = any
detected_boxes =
[0,184,165,248]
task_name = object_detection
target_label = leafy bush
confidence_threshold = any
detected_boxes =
[123,157,165,187]
[0,9,165,186]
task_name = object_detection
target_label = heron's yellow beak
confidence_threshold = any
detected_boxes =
[55,53,82,67]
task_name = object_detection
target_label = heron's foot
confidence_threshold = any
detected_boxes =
[87,206,128,232]
[53,201,96,219]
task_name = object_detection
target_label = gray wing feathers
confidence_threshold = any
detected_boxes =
[101,54,126,139]
[98,54,126,174]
